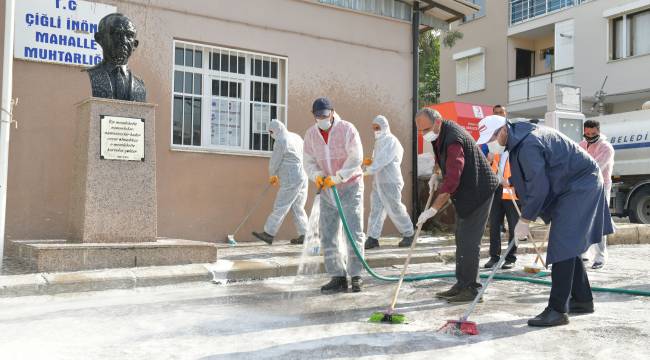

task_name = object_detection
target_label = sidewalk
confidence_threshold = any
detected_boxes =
[1,223,648,297]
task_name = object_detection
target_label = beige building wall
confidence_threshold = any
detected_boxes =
[440,1,509,107]
[0,0,416,243]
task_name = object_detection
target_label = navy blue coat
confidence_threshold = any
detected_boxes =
[506,122,614,264]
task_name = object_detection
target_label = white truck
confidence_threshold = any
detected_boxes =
[590,109,650,224]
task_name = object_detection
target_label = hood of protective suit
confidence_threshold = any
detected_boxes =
[269,119,288,141]
[372,115,391,138]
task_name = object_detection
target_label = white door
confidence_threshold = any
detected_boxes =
[555,19,575,71]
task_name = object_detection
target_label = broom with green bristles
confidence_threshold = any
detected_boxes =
[369,189,449,324]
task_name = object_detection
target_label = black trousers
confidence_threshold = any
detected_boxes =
[488,186,519,262]
[549,256,593,313]
[455,194,494,289]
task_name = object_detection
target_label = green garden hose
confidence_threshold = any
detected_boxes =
[330,186,650,297]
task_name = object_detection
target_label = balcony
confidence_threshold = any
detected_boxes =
[509,67,574,104]
[510,0,590,25]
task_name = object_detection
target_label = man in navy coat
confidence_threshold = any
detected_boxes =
[477,116,614,327]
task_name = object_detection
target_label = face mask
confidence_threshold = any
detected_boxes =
[584,134,600,144]
[317,118,331,131]
[423,131,438,142]
[487,140,506,154]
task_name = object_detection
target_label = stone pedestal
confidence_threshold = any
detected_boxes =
[70,98,157,243]
[9,98,217,273]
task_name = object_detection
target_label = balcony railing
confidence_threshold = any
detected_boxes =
[510,0,590,25]
[508,68,574,104]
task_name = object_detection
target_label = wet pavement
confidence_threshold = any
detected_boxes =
[0,245,648,360]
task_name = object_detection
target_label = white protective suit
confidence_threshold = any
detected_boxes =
[263,120,309,237]
[303,112,365,277]
[579,135,615,264]
[366,116,414,239]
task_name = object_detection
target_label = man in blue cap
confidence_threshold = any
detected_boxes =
[303,97,366,293]
[476,115,614,327]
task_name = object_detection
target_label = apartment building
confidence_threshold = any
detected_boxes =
[440,0,650,118]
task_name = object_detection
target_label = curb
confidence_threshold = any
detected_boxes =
[1,224,648,297]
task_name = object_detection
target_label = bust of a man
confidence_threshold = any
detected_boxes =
[87,13,146,102]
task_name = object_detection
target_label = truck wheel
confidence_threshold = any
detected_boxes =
[629,188,650,224]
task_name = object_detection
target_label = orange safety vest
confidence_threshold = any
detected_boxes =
[491,154,518,201]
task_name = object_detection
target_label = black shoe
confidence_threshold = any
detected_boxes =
[398,235,414,248]
[436,284,462,299]
[569,299,594,314]
[447,287,482,303]
[591,261,604,270]
[483,257,499,269]
[290,235,305,245]
[252,231,274,245]
[321,277,348,294]
[365,237,380,250]
[527,307,569,327]
[351,276,362,292]
[502,259,516,270]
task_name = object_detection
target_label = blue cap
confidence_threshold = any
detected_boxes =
[312,97,333,116]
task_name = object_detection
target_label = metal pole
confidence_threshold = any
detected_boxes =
[411,1,420,223]
[0,0,16,267]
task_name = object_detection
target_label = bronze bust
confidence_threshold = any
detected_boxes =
[87,13,146,102]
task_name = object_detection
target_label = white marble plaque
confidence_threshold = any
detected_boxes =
[100,116,145,161]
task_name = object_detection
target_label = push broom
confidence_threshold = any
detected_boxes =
[509,199,548,274]
[369,188,450,325]
[226,183,272,246]
[438,235,520,336]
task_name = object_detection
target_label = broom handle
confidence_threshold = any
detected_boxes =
[232,183,272,237]
[461,236,518,321]
[387,191,450,313]
[536,227,550,266]
[510,199,547,269]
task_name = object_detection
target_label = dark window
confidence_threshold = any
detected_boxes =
[183,97,193,145]
[194,50,202,68]
[193,98,201,146]
[173,96,183,144]
[184,72,193,94]
[175,47,184,66]
[194,74,202,95]
[612,17,624,60]
[515,48,534,79]
[173,71,183,93]
[185,49,194,68]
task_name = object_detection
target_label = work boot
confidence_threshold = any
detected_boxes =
[398,235,414,248]
[290,235,305,245]
[447,287,482,303]
[502,259,516,270]
[436,284,463,299]
[351,276,363,293]
[527,307,569,327]
[252,231,274,245]
[483,257,499,269]
[365,237,380,250]
[569,299,594,314]
[320,276,348,294]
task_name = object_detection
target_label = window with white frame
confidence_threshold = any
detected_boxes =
[455,52,485,95]
[611,9,650,60]
[172,41,288,153]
